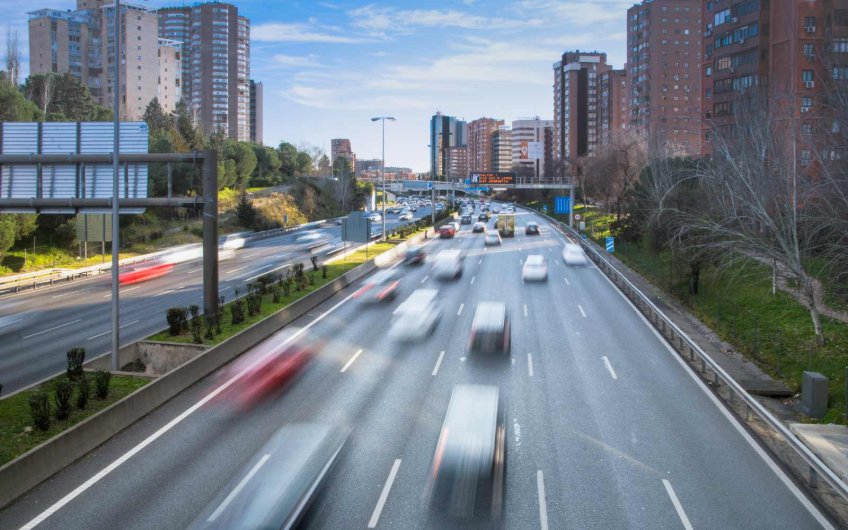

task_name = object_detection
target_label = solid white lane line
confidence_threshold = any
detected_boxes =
[240,251,260,259]
[524,304,528,317]
[479,258,483,264]
[457,303,464,316]
[226,266,248,274]
[602,356,618,380]
[578,304,586,318]
[484,247,488,253]
[208,454,271,522]
[340,348,364,373]
[368,459,402,528]
[86,320,141,341]
[245,264,291,283]
[564,277,571,286]
[23,319,82,340]
[432,351,446,376]
[19,278,370,530]
[153,289,175,297]
[662,479,693,530]
[520,258,523,265]
[594,261,834,530]
[471,276,476,285]
[51,288,90,299]
[187,268,202,274]
[537,470,549,530]
[103,285,143,298]
[528,354,534,377]
[420,275,429,284]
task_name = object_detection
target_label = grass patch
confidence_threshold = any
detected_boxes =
[0,374,150,466]
[148,241,397,346]
[524,200,616,238]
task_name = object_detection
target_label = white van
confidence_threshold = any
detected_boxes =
[433,250,463,280]
[389,289,441,341]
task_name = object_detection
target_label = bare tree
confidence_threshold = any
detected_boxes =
[4,27,20,86]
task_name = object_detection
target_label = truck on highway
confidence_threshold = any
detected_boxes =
[496,214,515,237]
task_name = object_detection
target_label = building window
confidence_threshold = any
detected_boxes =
[804,43,815,58]
[800,149,811,166]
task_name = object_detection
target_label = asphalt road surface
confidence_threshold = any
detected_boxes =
[0,203,834,529]
[0,205,435,393]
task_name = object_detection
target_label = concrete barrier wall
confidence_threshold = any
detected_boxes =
[0,252,385,509]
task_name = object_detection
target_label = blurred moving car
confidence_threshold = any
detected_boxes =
[468,302,510,354]
[484,231,502,246]
[563,243,588,266]
[353,269,400,302]
[492,207,501,214]
[295,230,329,244]
[433,250,463,280]
[522,254,548,282]
[404,245,426,265]
[366,212,382,223]
[460,214,472,225]
[118,261,174,285]
[525,222,541,235]
[190,423,348,530]
[389,288,441,341]
[220,232,249,251]
[478,212,489,221]
[398,211,414,221]
[214,328,321,408]
[472,222,486,233]
[427,384,505,521]
[439,225,456,239]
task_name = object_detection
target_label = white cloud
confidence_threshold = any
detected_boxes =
[282,85,435,111]
[349,5,543,33]
[517,0,631,26]
[273,54,325,68]
[252,23,370,43]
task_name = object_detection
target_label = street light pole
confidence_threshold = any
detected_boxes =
[110,0,122,371]
[371,116,395,240]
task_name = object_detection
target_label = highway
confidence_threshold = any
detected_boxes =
[0,205,436,394]
[0,204,833,529]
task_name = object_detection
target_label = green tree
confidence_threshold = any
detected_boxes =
[24,72,104,121]
[278,142,299,177]
[250,145,282,186]
[175,100,204,150]
[0,214,38,261]
[295,151,313,177]
[0,78,42,121]
[142,97,174,133]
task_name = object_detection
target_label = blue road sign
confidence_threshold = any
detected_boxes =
[581,233,588,241]
[542,204,548,214]
[606,236,615,253]
[554,196,571,214]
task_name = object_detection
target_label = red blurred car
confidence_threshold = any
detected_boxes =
[439,225,456,239]
[118,262,174,285]
[214,328,321,408]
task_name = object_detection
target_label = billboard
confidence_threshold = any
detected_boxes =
[519,141,529,160]
[0,122,149,214]
[469,172,515,186]
[519,141,542,160]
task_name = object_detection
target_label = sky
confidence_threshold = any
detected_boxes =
[3,0,632,172]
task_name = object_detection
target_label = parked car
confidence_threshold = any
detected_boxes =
[389,289,441,342]
[563,243,588,266]
[472,222,486,233]
[484,231,502,246]
[525,222,541,235]
[522,254,548,282]
[467,302,511,355]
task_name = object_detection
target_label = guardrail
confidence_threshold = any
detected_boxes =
[527,206,848,505]
[0,217,345,296]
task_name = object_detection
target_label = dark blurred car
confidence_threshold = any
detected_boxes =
[525,222,541,235]
[472,222,486,233]
[460,214,472,225]
[468,302,510,355]
[353,269,400,302]
[427,384,506,521]
[404,245,426,265]
[118,261,174,285]
[190,423,348,530]
[439,225,456,239]
[478,212,489,222]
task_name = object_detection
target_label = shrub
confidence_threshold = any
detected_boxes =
[230,288,245,325]
[54,378,73,420]
[28,392,51,431]
[66,347,86,380]
[94,369,112,399]
[76,375,90,409]
[272,284,282,303]
[166,307,188,336]
[310,256,319,272]
[189,305,203,344]
[204,314,216,341]
[322,265,328,279]
[216,297,225,335]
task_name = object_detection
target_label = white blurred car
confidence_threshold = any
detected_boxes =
[522,254,548,282]
[398,211,413,221]
[389,289,441,341]
[433,250,463,280]
[563,243,588,266]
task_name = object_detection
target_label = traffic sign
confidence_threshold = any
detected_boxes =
[542,204,548,214]
[606,236,615,253]
[554,196,571,214]
[574,214,581,221]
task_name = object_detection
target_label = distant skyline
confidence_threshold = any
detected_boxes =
[2,0,631,172]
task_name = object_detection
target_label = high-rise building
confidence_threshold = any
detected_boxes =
[467,118,504,173]
[598,69,628,147]
[553,51,611,165]
[158,2,251,141]
[445,146,468,182]
[28,2,176,120]
[511,117,553,178]
[355,158,382,177]
[250,80,263,144]
[429,112,467,178]
[627,0,703,154]
[492,127,513,173]
[331,138,355,169]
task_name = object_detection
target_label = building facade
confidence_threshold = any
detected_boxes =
[627,0,703,154]
[158,2,251,141]
[553,51,611,165]
[467,117,504,173]
[331,138,355,169]
[598,69,628,147]
[250,80,263,144]
[445,146,469,182]
[511,117,553,178]
[429,112,467,179]
[492,127,513,173]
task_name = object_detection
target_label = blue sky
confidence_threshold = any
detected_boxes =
[4,0,632,172]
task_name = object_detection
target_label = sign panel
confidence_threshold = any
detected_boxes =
[469,172,515,186]
[0,122,149,214]
[554,196,571,214]
[606,236,615,253]
[76,214,113,242]
[342,212,370,243]
[402,180,432,191]
[519,141,529,160]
